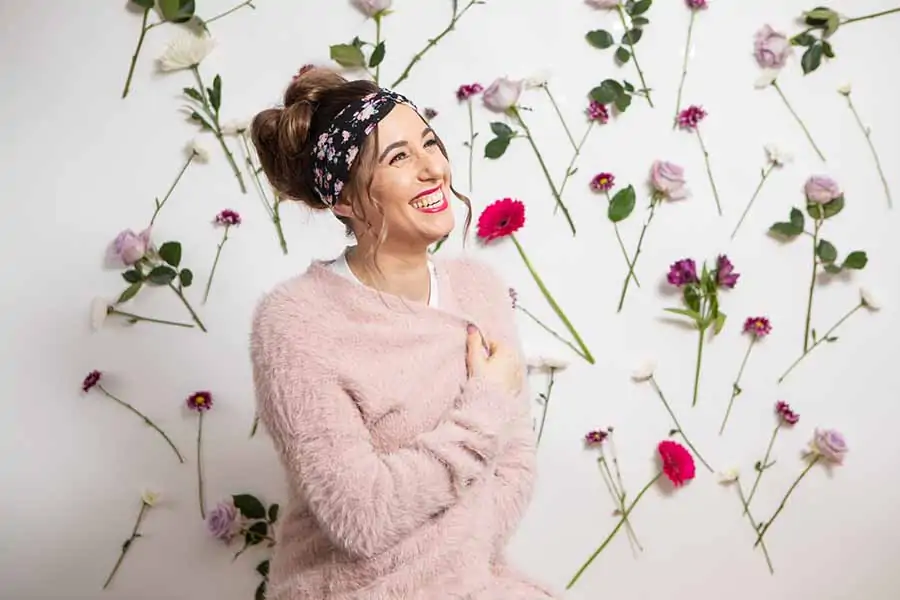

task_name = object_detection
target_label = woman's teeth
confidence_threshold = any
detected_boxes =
[411,190,443,209]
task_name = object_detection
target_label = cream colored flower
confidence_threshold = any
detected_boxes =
[860,286,881,310]
[527,354,569,373]
[717,468,740,484]
[158,31,216,72]
[186,139,210,162]
[764,144,792,167]
[221,118,251,136]
[90,298,110,331]
[141,490,161,506]
[754,69,779,89]
[837,83,852,96]
[523,71,550,90]
[631,360,655,382]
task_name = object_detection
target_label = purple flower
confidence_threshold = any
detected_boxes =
[650,160,689,201]
[677,105,707,130]
[667,259,699,287]
[743,316,772,338]
[423,107,438,120]
[508,287,518,309]
[804,175,842,204]
[715,255,740,288]
[584,429,609,445]
[483,77,523,112]
[754,25,792,69]
[82,370,102,392]
[456,83,483,101]
[214,209,241,227]
[686,0,707,8]
[206,500,239,541]
[590,172,615,192]
[586,101,609,123]
[186,391,213,412]
[775,401,799,425]
[109,228,152,266]
[812,428,847,464]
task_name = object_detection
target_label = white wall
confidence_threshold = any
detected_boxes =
[2,0,899,598]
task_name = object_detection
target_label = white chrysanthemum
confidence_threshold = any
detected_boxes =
[221,118,251,136]
[526,354,569,373]
[764,144,792,166]
[141,490,160,506]
[631,360,655,382]
[717,468,740,484]
[91,298,109,331]
[837,83,852,96]
[158,31,216,72]
[754,69,779,89]
[186,139,210,162]
[860,286,881,310]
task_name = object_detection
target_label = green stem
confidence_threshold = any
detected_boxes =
[557,122,594,200]
[735,479,774,574]
[616,200,657,312]
[510,108,576,235]
[772,81,826,161]
[778,303,862,383]
[511,235,593,363]
[649,376,713,473]
[605,190,640,288]
[203,0,256,25]
[121,9,157,99]
[755,455,820,547]
[745,423,781,511]
[691,327,705,407]
[168,282,207,332]
[719,338,755,435]
[102,501,149,589]
[803,221,820,353]
[108,307,195,329]
[191,66,247,194]
[374,14,382,85]
[516,304,588,362]
[543,84,577,151]
[616,4,653,106]
[466,99,475,192]
[390,0,478,88]
[566,473,662,589]
[197,412,206,519]
[239,132,289,254]
[97,385,185,463]
[845,95,892,208]
[535,369,555,447]
[696,128,722,216]
[731,163,774,239]
[249,413,260,438]
[673,9,696,126]
[793,7,900,39]
[203,228,230,304]
[598,453,642,554]
[150,152,195,226]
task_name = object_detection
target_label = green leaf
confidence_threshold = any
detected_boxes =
[484,136,511,159]
[256,559,270,578]
[182,87,203,102]
[663,307,701,325]
[822,194,844,219]
[607,185,636,222]
[614,92,632,112]
[823,263,842,274]
[589,79,624,104]
[245,521,268,546]
[841,251,867,270]
[268,503,280,523]
[118,281,142,304]
[255,582,266,600]
[369,41,386,68]
[769,222,803,238]
[233,494,267,519]
[713,311,726,334]
[631,16,650,26]
[179,268,194,287]
[684,285,702,314]
[158,0,195,23]
[790,207,805,229]
[622,28,643,45]
[158,241,182,267]
[490,121,514,138]
[615,46,631,64]
[804,7,838,27]
[791,32,817,46]
[131,0,155,9]
[586,30,615,50]
[210,75,222,112]
[822,40,835,58]
[147,265,177,285]
[801,44,823,74]
[623,81,635,93]
[629,0,652,16]
[330,44,366,68]
[122,269,142,284]
[816,239,837,263]
[806,201,825,220]
[190,111,213,131]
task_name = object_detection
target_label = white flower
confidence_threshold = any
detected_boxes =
[860,286,881,310]
[526,355,570,373]
[717,468,740,484]
[482,77,523,112]
[221,118,251,136]
[186,139,210,162]
[141,490,161,506]
[837,83,852,96]
[631,360,655,382]
[764,144,792,167]
[753,68,779,89]
[90,298,110,331]
[158,31,216,72]
[523,70,550,90]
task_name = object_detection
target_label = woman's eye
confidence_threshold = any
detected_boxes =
[425,137,439,147]
[389,151,408,165]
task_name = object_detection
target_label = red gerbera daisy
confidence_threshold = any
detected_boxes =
[477,198,525,242]
[657,440,696,487]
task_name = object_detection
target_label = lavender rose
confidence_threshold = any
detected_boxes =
[804,175,841,204]
[812,428,847,464]
[650,160,689,201]
[206,500,240,541]
[109,228,151,266]
[482,77,523,112]
[754,25,792,69]
[352,0,391,17]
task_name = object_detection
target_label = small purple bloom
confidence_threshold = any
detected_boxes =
[423,107,438,120]
[686,0,708,8]
[589,172,615,192]
[812,428,847,464]
[715,255,740,288]
[586,101,609,123]
[667,258,699,287]
[743,316,772,338]
[82,370,101,392]
[508,287,518,309]
[186,391,213,412]
[585,429,609,445]
[456,83,484,101]
[206,500,239,541]
[775,401,799,425]
[214,209,241,227]
[677,105,707,130]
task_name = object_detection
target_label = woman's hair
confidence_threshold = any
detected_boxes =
[250,67,471,252]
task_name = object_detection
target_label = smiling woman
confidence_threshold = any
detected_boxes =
[247,68,560,599]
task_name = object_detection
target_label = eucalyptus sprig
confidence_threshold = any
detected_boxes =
[585,0,654,106]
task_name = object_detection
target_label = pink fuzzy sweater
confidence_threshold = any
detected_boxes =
[250,255,560,599]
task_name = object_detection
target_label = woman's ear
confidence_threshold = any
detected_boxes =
[331,200,354,219]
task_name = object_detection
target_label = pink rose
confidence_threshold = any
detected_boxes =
[206,500,240,541]
[650,160,689,201]
[812,428,847,464]
[108,227,151,266]
[482,77,523,112]
[352,0,391,17]
[753,25,792,69]
[585,0,619,8]
[804,175,841,204]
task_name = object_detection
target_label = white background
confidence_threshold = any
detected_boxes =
[1,0,898,599]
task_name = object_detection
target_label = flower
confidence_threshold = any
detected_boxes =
[764,144,792,166]
[860,287,880,310]
[775,400,799,425]
[108,228,152,266]
[206,499,240,541]
[141,490,161,506]
[717,468,740,484]
[456,83,484,101]
[186,391,214,412]
[677,105,707,129]
[352,0,392,17]
[476,198,525,242]
[589,172,615,192]
[214,209,242,227]
[158,31,216,71]
[811,428,847,464]
[743,316,772,338]
[82,370,102,392]
[666,258,698,286]
[686,0,707,8]
[527,355,570,373]
[508,287,518,308]
[714,254,740,288]
[423,107,438,120]
[754,69,779,89]
[837,83,852,96]
[658,440,696,487]
[91,298,110,330]
[804,175,841,204]
[221,119,251,135]
[482,77,523,112]
[753,25,792,69]
[187,139,210,162]
[650,160,689,201]
[631,360,655,382]
[586,101,609,123]
[584,429,609,445]
[585,0,620,8]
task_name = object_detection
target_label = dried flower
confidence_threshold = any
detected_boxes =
[714,255,740,288]
[456,83,484,101]
[220,119,251,136]
[589,172,615,192]
[482,77,523,112]
[658,440,696,487]
[666,258,698,287]
[753,24,792,69]
[676,105,706,129]
[158,31,216,72]
[586,101,609,123]
[717,468,740,484]
[743,316,772,337]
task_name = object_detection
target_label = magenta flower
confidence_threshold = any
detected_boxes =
[677,105,706,129]
[82,369,102,392]
[214,209,241,227]
[586,101,609,124]
[584,429,609,445]
[456,82,484,101]
[186,391,213,412]
[677,105,721,215]
[187,390,213,519]
[743,316,772,338]
[590,172,615,192]
[205,212,241,304]
[775,400,799,425]
[667,258,698,287]
[686,0,707,8]
[714,255,740,288]
[720,316,772,434]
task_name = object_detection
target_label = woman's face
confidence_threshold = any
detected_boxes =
[337,103,455,249]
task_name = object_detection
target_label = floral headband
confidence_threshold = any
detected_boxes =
[310,88,418,207]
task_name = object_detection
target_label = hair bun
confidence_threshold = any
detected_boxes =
[284,67,347,108]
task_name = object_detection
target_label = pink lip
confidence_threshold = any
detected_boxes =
[412,185,442,200]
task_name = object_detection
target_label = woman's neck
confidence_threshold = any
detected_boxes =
[345,244,431,304]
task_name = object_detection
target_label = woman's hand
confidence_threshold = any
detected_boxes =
[466,324,523,396]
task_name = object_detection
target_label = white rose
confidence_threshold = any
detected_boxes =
[482,77,523,112]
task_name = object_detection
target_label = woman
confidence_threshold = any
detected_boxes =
[249,67,559,600]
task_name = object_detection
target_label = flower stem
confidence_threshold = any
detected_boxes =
[191,66,247,194]
[731,163,774,239]
[203,227,230,304]
[616,4,653,106]
[102,501,149,589]
[803,220,820,353]
[515,304,588,362]
[605,191,640,288]
[745,423,781,512]
[616,200,657,312]
[649,376,713,473]
[150,152,195,227]
[754,455,820,547]
[772,81,826,161]
[777,302,862,383]
[197,412,206,520]
[203,0,256,25]
[691,327,705,407]
[510,108,576,235]
[535,369,555,447]
[842,7,900,25]
[167,282,207,332]
[845,95,892,209]
[720,338,755,435]
[542,84,577,151]
[108,307,195,329]
[466,99,476,192]
[695,128,722,216]
[121,10,158,99]
[239,132,288,254]
[374,14,382,85]
[566,472,662,589]
[511,235,593,363]
[97,385,185,463]
[557,122,594,200]
[249,413,260,437]
[673,9,696,126]
[598,453,642,555]
[390,0,479,88]
[734,478,774,574]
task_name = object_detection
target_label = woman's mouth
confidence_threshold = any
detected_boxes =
[410,188,448,213]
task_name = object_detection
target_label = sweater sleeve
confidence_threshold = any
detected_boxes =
[249,294,522,561]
